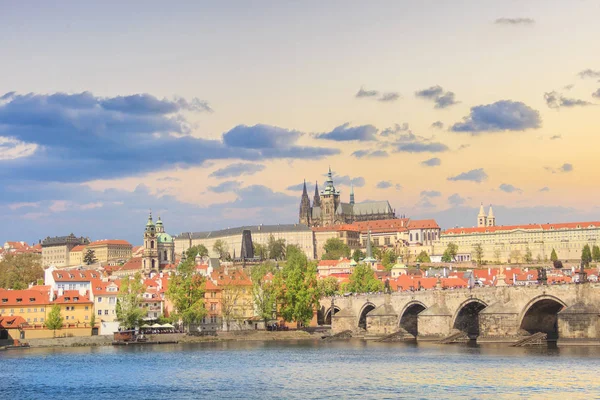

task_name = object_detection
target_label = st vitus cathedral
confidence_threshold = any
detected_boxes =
[299,168,396,227]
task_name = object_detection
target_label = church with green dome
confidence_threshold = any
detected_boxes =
[142,213,175,275]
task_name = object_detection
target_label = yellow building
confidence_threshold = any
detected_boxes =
[87,240,132,264]
[434,207,600,263]
[211,269,254,330]
[68,245,86,266]
[53,290,94,326]
[0,289,49,325]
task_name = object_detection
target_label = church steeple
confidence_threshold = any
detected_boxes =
[487,204,496,227]
[313,181,321,207]
[477,203,487,227]
[299,179,311,225]
[350,183,355,205]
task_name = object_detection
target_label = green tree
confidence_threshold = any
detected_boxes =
[550,248,558,262]
[186,244,209,260]
[402,247,413,265]
[593,245,600,262]
[345,264,384,293]
[275,247,320,326]
[524,246,533,264]
[322,238,351,260]
[213,239,229,260]
[493,248,501,264]
[382,250,397,270]
[446,243,458,261]
[0,253,44,290]
[352,249,365,262]
[316,276,340,297]
[83,249,97,265]
[116,273,146,329]
[416,251,431,264]
[471,243,483,266]
[509,249,522,264]
[267,235,287,260]
[581,244,592,267]
[46,304,63,337]
[253,243,268,259]
[251,262,278,328]
[166,262,207,330]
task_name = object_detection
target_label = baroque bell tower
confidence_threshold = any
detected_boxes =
[320,167,340,226]
[142,212,159,275]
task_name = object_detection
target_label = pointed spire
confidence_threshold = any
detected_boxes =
[478,202,486,216]
[350,182,355,205]
[302,179,307,195]
[488,204,494,218]
[313,180,321,207]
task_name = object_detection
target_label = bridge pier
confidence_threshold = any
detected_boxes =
[331,308,357,334]
[365,304,398,336]
[557,303,600,344]
[478,302,521,342]
[417,304,452,340]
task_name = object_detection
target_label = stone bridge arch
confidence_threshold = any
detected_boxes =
[358,302,377,330]
[518,294,567,340]
[452,298,488,338]
[398,301,427,338]
[323,306,341,325]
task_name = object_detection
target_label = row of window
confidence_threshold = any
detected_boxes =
[97,297,116,304]
[97,309,115,315]
[0,307,45,314]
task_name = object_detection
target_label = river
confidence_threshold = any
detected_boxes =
[2,340,599,399]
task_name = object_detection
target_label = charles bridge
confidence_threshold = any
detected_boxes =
[319,283,600,344]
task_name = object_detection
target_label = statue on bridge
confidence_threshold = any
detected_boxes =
[578,262,588,284]
[537,267,547,285]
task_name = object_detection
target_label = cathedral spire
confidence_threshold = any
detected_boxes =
[313,181,321,207]
[302,179,307,195]
[350,183,355,205]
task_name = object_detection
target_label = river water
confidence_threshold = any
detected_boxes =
[2,340,600,399]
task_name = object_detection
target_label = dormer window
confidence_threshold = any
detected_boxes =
[74,297,79,302]
[58,274,63,278]
[69,274,74,278]
[16,298,22,303]
[29,298,36,302]
[1,298,7,303]
[64,297,70,301]
[79,273,85,278]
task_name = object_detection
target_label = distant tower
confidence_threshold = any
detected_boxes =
[313,181,321,208]
[320,167,340,226]
[487,205,495,227]
[299,180,311,225]
[477,203,487,227]
[142,212,159,275]
[349,183,355,205]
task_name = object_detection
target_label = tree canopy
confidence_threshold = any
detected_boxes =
[416,251,431,264]
[276,247,319,326]
[550,248,558,262]
[321,238,351,260]
[268,235,287,260]
[46,304,63,337]
[581,244,592,267]
[186,244,209,260]
[472,244,483,266]
[166,262,207,328]
[213,239,229,260]
[83,249,97,265]
[250,262,278,327]
[441,242,458,262]
[116,273,146,329]
[0,253,43,290]
[352,249,365,263]
[381,250,397,271]
[316,276,340,297]
[593,245,600,263]
[344,264,383,294]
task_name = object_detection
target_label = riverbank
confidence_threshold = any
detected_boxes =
[23,329,321,348]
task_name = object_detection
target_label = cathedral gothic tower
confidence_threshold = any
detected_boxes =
[299,180,311,225]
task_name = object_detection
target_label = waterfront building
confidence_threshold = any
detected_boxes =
[434,206,600,263]
[44,266,102,295]
[42,234,90,268]
[175,224,314,260]
[53,290,94,326]
[91,280,120,335]
[299,168,396,227]
[0,289,49,326]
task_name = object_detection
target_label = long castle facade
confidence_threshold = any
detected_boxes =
[299,168,396,227]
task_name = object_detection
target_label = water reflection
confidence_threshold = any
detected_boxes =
[1,340,600,399]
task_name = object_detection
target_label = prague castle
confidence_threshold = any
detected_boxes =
[299,168,396,227]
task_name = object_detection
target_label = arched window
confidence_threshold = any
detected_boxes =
[410,233,413,241]
[150,241,154,249]
[152,259,156,269]
[416,233,419,242]
[164,250,167,260]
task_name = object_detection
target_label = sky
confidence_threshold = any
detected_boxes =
[1,0,600,245]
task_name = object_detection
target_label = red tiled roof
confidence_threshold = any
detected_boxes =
[318,258,351,267]
[52,269,101,281]
[0,289,50,305]
[408,219,440,229]
[352,218,410,233]
[91,279,121,296]
[444,221,600,235]
[312,224,359,232]
[53,290,93,304]
[118,257,142,271]
[0,315,28,328]
[70,245,86,252]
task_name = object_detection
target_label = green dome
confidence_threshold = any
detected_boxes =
[157,232,173,242]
